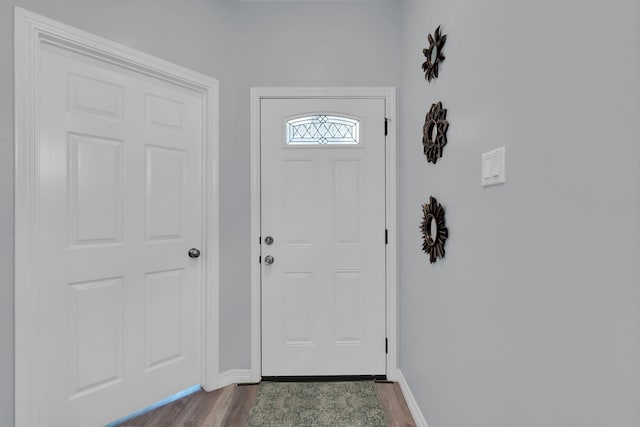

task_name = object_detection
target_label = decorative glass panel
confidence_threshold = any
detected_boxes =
[287,115,359,145]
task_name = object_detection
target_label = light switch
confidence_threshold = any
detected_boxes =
[482,146,506,186]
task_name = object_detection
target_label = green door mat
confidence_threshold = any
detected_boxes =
[247,381,387,427]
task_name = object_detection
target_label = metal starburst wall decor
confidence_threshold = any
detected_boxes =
[420,196,449,263]
[423,101,449,164]
[422,26,446,82]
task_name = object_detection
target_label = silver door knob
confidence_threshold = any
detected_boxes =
[188,248,201,258]
[264,236,274,245]
[264,255,274,265]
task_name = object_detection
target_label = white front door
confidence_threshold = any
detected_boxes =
[37,41,203,426]
[261,98,387,376]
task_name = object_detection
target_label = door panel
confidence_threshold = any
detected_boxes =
[67,277,124,399]
[38,42,203,426]
[68,133,124,246]
[144,269,186,370]
[261,98,386,376]
[145,145,185,240]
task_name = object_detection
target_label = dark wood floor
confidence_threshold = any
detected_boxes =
[119,381,416,426]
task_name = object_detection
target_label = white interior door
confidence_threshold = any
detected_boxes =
[37,42,203,426]
[261,97,387,376]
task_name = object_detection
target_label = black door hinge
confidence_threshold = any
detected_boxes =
[384,118,389,136]
[385,338,388,354]
[259,255,261,264]
[385,229,388,245]
[259,236,262,244]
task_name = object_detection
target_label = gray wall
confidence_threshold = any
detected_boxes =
[397,0,640,426]
[0,0,399,424]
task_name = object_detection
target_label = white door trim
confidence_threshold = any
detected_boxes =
[14,8,220,426]
[249,87,398,382]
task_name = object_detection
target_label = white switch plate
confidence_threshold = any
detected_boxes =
[482,146,506,186]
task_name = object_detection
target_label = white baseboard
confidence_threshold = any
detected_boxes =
[396,369,429,427]
[218,369,253,387]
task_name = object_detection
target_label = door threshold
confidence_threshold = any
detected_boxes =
[261,375,387,382]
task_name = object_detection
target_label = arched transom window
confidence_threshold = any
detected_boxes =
[286,115,360,145]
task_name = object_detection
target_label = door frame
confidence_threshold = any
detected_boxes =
[249,87,398,382]
[14,8,220,426]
